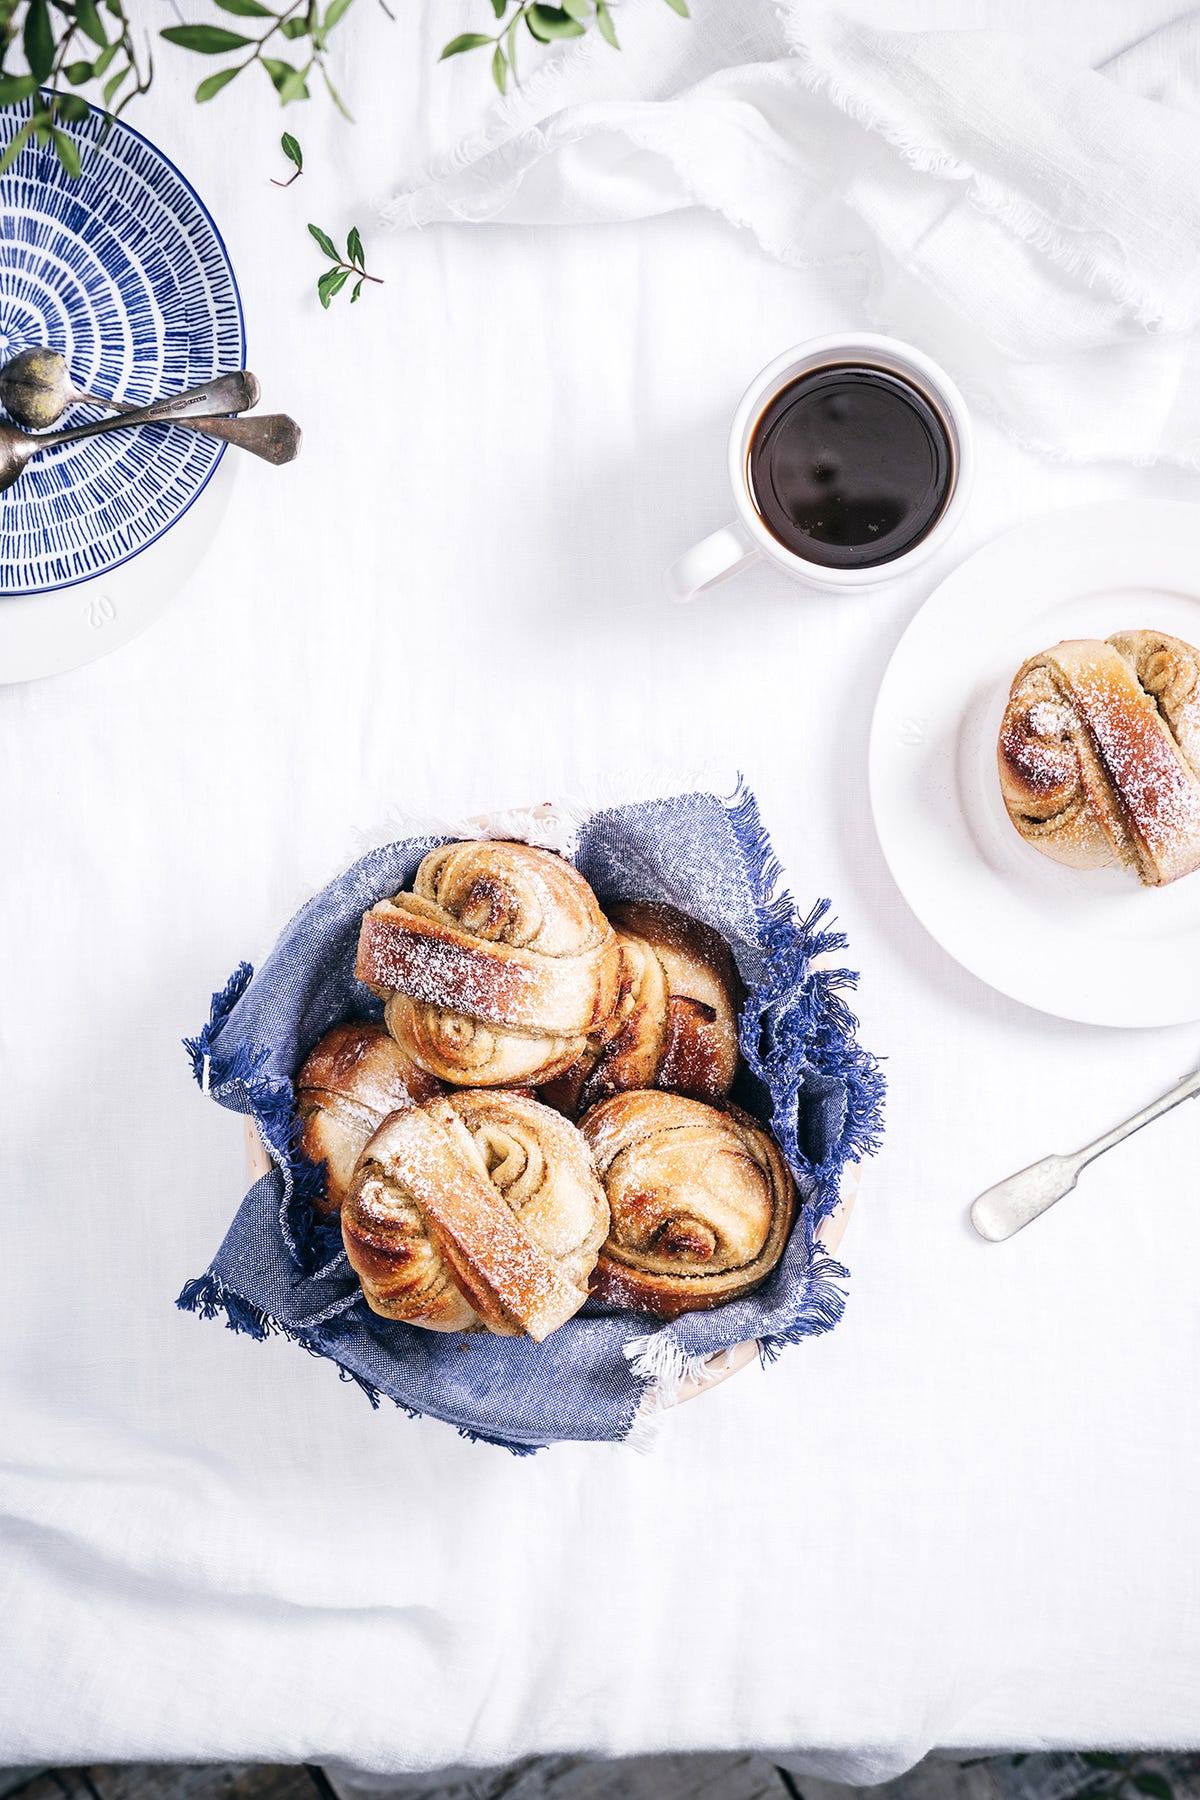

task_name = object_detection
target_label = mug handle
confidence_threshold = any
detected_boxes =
[665,521,760,603]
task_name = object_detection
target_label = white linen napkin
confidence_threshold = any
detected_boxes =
[384,0,1200,467]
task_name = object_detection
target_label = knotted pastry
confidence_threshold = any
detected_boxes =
[581,1091,796,1319]
[998,631,1200,887]
[342,1089,609,1339]
[295,1021,443,1216]
[356,841,623,1086]
[541,902,740,1118]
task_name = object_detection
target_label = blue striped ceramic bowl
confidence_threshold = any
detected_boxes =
[0,98,244,597]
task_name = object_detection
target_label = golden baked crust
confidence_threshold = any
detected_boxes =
[580,1090,795,1320]
[295,1021,443,1216]
[998,632,1200,887]
[540,902,740,1117]
[342,1089,609,1339]
[356,841,622,1085]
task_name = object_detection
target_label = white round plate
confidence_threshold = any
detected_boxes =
[0,453,234,684]
[869,500,1200,1028]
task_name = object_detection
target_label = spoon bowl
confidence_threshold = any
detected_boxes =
[0,370,259,495]
[0,347,300,466]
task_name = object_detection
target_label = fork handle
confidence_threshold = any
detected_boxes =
[1072,1067,1200,1174]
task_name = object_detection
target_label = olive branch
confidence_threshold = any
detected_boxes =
[0,0,693,176]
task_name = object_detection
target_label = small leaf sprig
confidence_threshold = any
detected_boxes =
[309,222,380,307]
[272,129,302,185]
[161,0,361,119]
[441,0,689,96]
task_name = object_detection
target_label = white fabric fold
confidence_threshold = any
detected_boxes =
[386,0,1200,466]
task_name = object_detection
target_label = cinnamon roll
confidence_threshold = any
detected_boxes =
[998,631,1200,886]
[541,902,740,1117]
[295,1021,443,1215]
[580,1091,796,1319]
[356,841,622,1085]
[342,1089,609,1339]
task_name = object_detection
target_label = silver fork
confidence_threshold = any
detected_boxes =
[970,1066,1200,1241]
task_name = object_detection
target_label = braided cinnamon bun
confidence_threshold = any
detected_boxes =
[295,1021,443,1216]
[541,902,740,1118]
[342,1089,609,1339]
[581,1091,796,1319]
[356,841,622,1085]
[998,631,1200,887]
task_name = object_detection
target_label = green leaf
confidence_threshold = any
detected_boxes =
[102,63,131,105]
[24,0,55,82]
[280,66,309,100]
[215,0,274,12]
[161,24,253,53]
[1132,1777,1173,1800]
[491,41,507,92]
[595,0,618,46]
[51,127,82,178]
[308,222,339,259]
[1081,1756,1125,1772]
[317,265,349,307]
[490,0,507,13]
[0,73,40,102]
[323,0,356,29]
[526,5,585,41]
[54,94,91,121]
[0,119,34,175]
[561,0,591,21]
[93,43,118,76]
[65,60,96,85]
[351,275,364,302]
[261,56,307,100]
[660,0,689,14]
[75,0,109,48]
[280,16,308,37]
[346,225,364,266]
[320,65,353,120]
[505,13,520,77]
[439,32,491,58]
[281,131,302,169]
[195,65,241,101]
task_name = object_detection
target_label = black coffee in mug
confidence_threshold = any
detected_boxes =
[746,363,954,570]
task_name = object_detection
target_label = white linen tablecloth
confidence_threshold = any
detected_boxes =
[3,0,1200,1782]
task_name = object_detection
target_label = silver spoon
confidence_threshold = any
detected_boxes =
[0,347,300,466]
[971,1065,1200,1241]
[0,370,259,495]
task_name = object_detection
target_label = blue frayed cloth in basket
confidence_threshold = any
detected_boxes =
[179,784,884,1451]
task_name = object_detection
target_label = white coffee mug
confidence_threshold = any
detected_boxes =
[667,332,973,603]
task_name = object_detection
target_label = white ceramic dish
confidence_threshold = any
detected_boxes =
[0,455,233,685]
[869,500,1200,1028]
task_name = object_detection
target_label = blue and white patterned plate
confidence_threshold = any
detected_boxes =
[0,97,244,598]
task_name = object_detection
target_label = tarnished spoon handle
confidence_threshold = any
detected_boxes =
[45,371,259,448]
[89,394,301,465]
[166,411,299,464]
[1074,1066,1200,1172]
